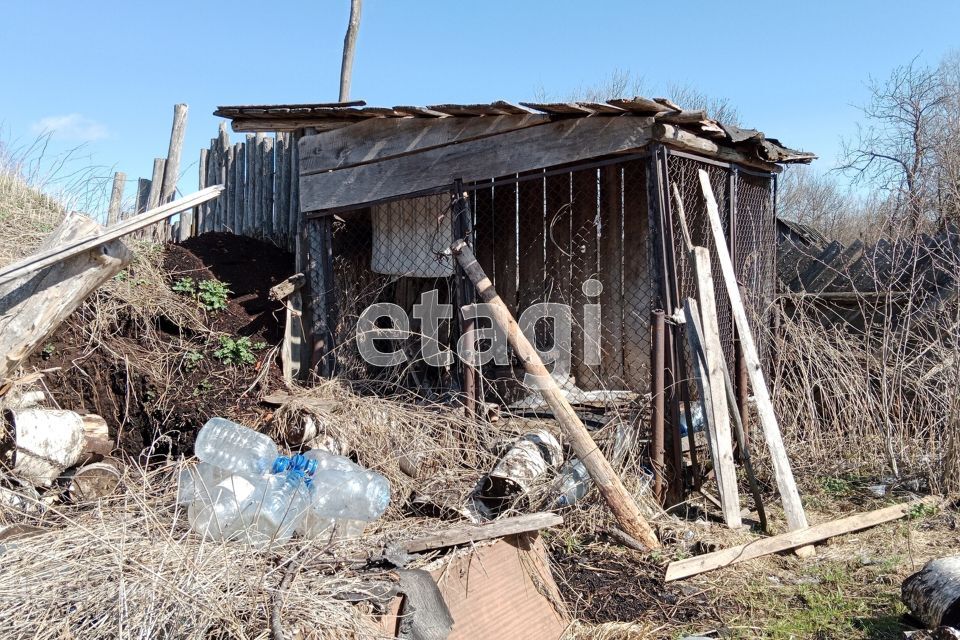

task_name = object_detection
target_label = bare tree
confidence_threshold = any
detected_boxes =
[840,57,949,229]
[339,0,362,102]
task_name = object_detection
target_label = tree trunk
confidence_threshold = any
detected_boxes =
[0,212,132,380]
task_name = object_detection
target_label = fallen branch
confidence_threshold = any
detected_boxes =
[665,497,937,581]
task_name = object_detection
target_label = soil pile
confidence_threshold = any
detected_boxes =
[30,232,294,461]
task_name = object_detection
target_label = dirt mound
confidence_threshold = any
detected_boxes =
[164,232,292,342]
[30,232,294,461]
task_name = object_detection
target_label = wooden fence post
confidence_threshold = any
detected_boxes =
[244,133,255,237]
[107,172,125,226]
[134,178,151,217]
[263,135,275,240]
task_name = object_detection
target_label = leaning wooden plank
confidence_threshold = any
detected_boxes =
[684,290,741,528]
[0,212,132,380]
[698,170,812,553]
[664,497,937,582]
[405,512,563,553]
[0,187,223,287]
[299,114,550,175]
[300,117,654,213]
[450,239,661,550]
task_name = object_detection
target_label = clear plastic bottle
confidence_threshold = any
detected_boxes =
[194,417,279,480]
[555,459,591,507]
[187,474,257,540]
[231,470,309,548]
[177,462,229,505]
[297,451,390,540]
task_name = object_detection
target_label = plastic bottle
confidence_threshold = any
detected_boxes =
[555,459,591,507]
[231,470,309,548]
[187,474,257,540]
[297,451,391,540]
[194,417,279,480]
[177,462,229,505]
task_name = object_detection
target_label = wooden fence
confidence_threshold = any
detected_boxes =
[104,104,301,253]
[179,124,301,253]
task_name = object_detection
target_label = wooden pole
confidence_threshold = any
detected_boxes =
[196,148,208,234]
[232,142,244,234]
[244,133,255,237]
[698,169,812,552]
[217,123,230,231]
[135,178,151,216]
[339,0,362,102]
[450,239,660,550]
[160,104,188,204]
[146,159,166,242]
[263,135,275,239]
[107,172,125,226]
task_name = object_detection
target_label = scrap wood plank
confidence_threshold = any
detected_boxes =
[0,186,223,287]
[298,114,550,175]
[698,170,812,553]
[405,512,563,553]
[664,497,937,581]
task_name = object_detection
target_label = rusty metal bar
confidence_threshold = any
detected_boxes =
[651,309,666,502]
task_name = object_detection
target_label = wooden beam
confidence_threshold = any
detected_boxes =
[698,170,811,549]
[405,512,563,553]
[300,117,654,213]
[231,118,355,133]
[450,239,660,550]
[653,124,781,173]
[298,114,551,176]
[664,497,937,581]
[0,187,223,286]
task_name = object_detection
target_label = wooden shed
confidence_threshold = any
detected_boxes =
[205,97,814,446]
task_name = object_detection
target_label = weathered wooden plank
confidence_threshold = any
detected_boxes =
[253,133,265,236]
[472,182,495,283]
[545,172,572,375]
[570,168,599,389]
[793,240,842,292]
[493,178,518,312]
[204,142,217,233]
[230,118,355,133]
[405,512,564,553]
[146,158,166,241]
[135,178,151,217]
[217,123,230,231]
[598,165,624,387]
[299,114,551,175]
[621,160,649,390]
[690,251,741,528]
[107,172,125,226]
[276,133,290,242]
[231,142,244,233]
[664,497,936,581]
[516,172,546,316]
[699,170,810,544]
[519,102,597,116]
[808,239,863,293]
[288,132,301,253]
[607,97,669,115]
[0,187,223,286]
[300,117,654,213]
[244,134,255,235]
[262,135,275,238]
[223,144,235,233]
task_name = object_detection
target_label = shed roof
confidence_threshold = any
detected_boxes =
[214,97,816,166]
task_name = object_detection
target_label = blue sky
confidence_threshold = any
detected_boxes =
[2,0,959,214]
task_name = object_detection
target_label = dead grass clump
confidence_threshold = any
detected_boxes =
[0,462,386,640]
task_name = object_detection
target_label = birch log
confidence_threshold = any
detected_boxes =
[0,212,132,380]
[903,556,960,628]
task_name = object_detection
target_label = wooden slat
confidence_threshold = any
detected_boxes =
[665,497,936,581]
[392,105,449,118]
[519,102,596,116]
[214,100,366,116]
[300,117,654,213]
[570,168,599,389]
[598,165,624,386]
[516,172,546,315]
[0,187,223,286]
[793,240,842,292]
[107,172,125,226]
[262,135,275,237]
[656,109,708,124]
[405,513,563,553]
[299,115,550,175]
[472,182,495,287]
[699,170,811,542]
[230,118,356,133]
[493,177,519,312]
[607,97,670,115]
[621,160,649,390]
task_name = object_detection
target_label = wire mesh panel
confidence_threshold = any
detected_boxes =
[663,150,776,388]
[465,156,656,402]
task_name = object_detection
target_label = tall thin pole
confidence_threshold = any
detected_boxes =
[339,0,362,102]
